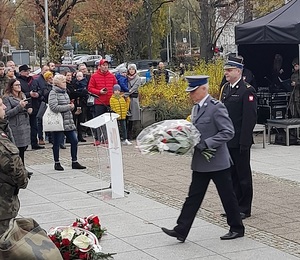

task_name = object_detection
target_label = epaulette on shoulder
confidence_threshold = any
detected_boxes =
[211,99,219,105]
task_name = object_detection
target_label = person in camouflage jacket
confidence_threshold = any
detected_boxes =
[0,97,29,235]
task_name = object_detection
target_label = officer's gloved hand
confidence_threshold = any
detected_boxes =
[240,145,249,153]
[196,140,207,152]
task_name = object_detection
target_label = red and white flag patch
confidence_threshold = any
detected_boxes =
[248,95,254,102]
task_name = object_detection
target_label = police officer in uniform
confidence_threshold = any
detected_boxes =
[161,76,244,242]
[0,97,29,235]
[220,58,257,219]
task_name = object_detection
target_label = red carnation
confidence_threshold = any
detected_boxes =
[54,241,60,248]
[63,252,70,260]
[61,238,70,246]
[72,222,78,227]
[162,138,167,143]
[177,126,183,131]
[49,235,56,242]
[92,216,100,225]
[79,252,88,259]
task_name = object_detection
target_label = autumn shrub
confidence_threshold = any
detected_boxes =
[139,59,224,121]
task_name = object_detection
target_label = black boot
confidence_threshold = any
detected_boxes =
[72,162,86,169]
[54,162,64,171]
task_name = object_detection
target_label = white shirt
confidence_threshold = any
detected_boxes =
[198,94,210,108]
[231,77,242,88]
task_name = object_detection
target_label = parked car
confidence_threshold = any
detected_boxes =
[73,55,102,67]
[113,60,161,72]
[137,69,179,84]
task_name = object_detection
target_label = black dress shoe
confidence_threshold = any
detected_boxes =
[60,144,66,149]
[78,138,87,142]
[220,212,251,220]
[240,213,251,220]
[220,231,244,240]
[54,163,64,171]
[72,162,86,169]
[32,145,45,150]
[161,227,185,242]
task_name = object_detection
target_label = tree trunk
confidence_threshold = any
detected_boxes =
[199,0,211,61]
[244,0,253,23]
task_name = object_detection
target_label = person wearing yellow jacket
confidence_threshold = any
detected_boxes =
[110,84,132,145]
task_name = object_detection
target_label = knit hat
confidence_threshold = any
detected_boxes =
[128,63,137,71]
[113,84,121,92]
[43,71,53,81]
[118,67,127,74]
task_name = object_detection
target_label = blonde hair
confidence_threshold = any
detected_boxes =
[43,71,53,81]
[53,74,66,86]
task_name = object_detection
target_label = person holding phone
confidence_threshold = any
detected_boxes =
[88,59,117,146]
[2,79,32,164]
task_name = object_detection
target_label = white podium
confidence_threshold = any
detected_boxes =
[81,113,125,198]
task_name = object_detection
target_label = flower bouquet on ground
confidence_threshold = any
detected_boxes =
[71,215,106,240]
[136,119,200,155]
[48,226,115,260]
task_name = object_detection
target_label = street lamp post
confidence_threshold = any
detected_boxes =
[45,0,49,59]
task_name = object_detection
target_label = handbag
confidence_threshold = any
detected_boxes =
[87,94,95,106]
[0,218,63,260]
[42,104,64,132]
[36,101,47,119]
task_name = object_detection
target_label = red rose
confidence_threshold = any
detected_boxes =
[72,222,78,227]
[63,252,70,260]
[79,252,88,259]
[177,126,183,131]
[54,241,60,248]
[92,216,100,225]
[61,238,70,246]
[49,235,56,242]
[162,138,167,143]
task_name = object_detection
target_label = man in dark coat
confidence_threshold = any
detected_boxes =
[17,64,44,150]
[161,76,244,242]
[154,62,169,84]
[219,58,257,219]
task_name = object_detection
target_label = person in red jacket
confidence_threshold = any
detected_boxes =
[88,59,117,145]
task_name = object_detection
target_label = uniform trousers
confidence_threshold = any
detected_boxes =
[174,168,244,239]
[229,148,253,216]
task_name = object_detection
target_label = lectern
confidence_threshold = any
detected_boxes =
[81,113,125,198]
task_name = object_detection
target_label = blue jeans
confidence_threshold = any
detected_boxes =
[52,130,78,162]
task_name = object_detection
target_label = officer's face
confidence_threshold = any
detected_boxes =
[224,68,241,83]
[0,98,7,119]
[189,85,208,103]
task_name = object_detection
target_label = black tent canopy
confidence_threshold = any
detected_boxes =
[235,0,300,89]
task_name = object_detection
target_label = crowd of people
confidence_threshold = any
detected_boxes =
[0,58,162,174]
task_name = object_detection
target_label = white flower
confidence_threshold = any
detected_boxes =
[60,227,76,241]
[73,234,91,250]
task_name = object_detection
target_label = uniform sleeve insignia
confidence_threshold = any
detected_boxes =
[249,95,254,102]
[1,132,8,138]
[211,99,219,105]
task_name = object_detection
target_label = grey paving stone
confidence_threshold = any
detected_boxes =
[224,247,300,260]
[198,237,266,254]
[19,202,64,216]
[112,250,157,260]
[144,242,215,260]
